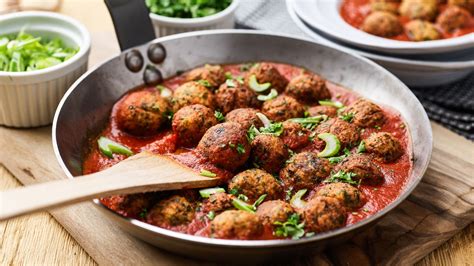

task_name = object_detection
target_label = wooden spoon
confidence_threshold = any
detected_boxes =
[0,152,219,220]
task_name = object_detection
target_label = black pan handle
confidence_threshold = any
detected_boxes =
[104,0,156,51]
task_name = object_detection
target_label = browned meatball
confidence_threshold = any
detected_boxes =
[256,200,295,226]
[370,0,400,14]
[215,79,261,114]
[197,122,251,171]
[106,193,155,218]
[405,20,441,41]
[316,118,360,148]
[335,154,384,185]
[280,152,332,190]
[316,183,364,209]
[280,120,311,150]
[301,196,347,233]
[361,11,403,37]
[210,210,263,239]
[186,64,226,89]
[365,132,403,162]
[245,63,288,92]
[251,134,289,174]
[172,104,218,147]
[116,89,171,136]
[343,99,385,128]
[449,0,474,14]
[437,6,471,32]
[202,192,235,213]
[172,81,215,111]
[285,73,331,104]
[228,168,283,201]
[146,195,195,227]
[225,108,264,130]
[262,95,305,122]
[400,0,438,20]
[307,105,338,118]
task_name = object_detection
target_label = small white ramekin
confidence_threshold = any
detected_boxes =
[149,0,239,37]
[0,11,90,128]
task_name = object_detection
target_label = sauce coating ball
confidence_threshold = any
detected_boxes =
[172,81,215,111]
[316,183,364,209]
[280,152,332,190]
[262,95,305,122]
[437,6,471,32]
[107,193,155,218]
[307,105,338,118]
[228,169,283,201]
[202,192,235,213]
[225,108,264,130]
[370,0,400,14]
[285,73,331,104]
[210,210,263,240]
[146,195,195,227]
[215,79,260,114]
[343,99,385,128]
[335,154,384,185]
[399,0,438,21]
[256,200,295,226]
[245,63,289,92]
[316,118,360,148]
[361,11,403,37]
[186,64,226,89]
[281,120,311,150]
[365,132,403,162]
[197,122,251,171]
[405,20,441,41]
[301,196,347,233]
[448,0,474,13]
[172,104,218,147]
[116,89,171,136]
[250,134,289,174]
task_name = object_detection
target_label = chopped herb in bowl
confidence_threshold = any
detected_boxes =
[145,0,233,18]
[0,29,79,72]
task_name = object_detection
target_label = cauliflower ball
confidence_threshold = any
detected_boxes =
[210,210,263,239]
[405,20,441,41]
[172,81,215,111]
[186,64,226,89]
[245,63,288,92]
[262,95,305,122]
[300,196,347,233]
[342,99,385,128]
[225,108,264,130]
[285,73,331,104]
[146,195,195,227]
[361,11,403,37]
[364,132,403,162]
[399,0,438,21]
[172,104,218,147]
[228,168,283,201]
[437,5,471,32]
[280,152,333,190]
[256,200,295,226]
[215,79,261,114]
[316,183,365,209]
[335,154,385,185]
[250,134,289,174]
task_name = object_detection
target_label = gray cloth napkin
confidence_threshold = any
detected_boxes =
[234,0,474,140]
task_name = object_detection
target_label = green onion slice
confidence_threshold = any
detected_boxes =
[98,137,134,158]
[257,89,278,101]
[200,169,217,178]
[290,189,307,209]
[199,187,225,198]
[256,112,272,128]
[248,74,271,92]
[232,198,255,213]
[317,133,341,158]
[318,100,345,109]
[156,85,172,98]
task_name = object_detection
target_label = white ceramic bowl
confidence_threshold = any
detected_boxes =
[287,0,474,87]
[293,0,474,55]
[0,11,90,128]
[149,0,239,37]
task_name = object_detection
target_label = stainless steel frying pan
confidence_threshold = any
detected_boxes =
[52,0,432,262]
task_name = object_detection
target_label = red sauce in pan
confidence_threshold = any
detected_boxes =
[340,0,474,41]
[83,63,412,239]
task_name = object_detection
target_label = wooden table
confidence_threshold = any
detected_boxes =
[1,0,473,265]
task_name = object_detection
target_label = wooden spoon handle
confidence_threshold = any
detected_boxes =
[0,153,219,220]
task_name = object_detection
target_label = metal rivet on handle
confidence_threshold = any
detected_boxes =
[147,43,166,64]
[143,65,163,86]
[125,50,144,72]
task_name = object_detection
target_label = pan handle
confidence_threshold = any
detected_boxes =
[104,0,156,51]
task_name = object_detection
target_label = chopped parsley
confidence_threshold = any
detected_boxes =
[285,188,293,201]
[214,110,225,122]
[374,125,381,130]
[289,115,327,130]
[207,211,216,220]
[247,122,284,141]
[139,208,148,219]
[236,143,246,155]
[357,141,366,153]
[237,194,249,202]
[226,79,236,88]
[225,71,233,79]
[273,213,305,239]
[339,112,354,122]
[200,169,217,178]
[197,79,211,87]
[328,148,351,164]
[145,0,232,18]
[229,188,239,195]
[324,171,359,185]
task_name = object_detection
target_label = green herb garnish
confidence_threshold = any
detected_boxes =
[232,197,255,213]
[357,141,366,153]
[229,188,239,195]
[273,213,305,239]
[214,110,225,122]
[145,0,232,18]
[207,211,216,220]
[339,113,354,122]
[156,85,172,98]
[324,171,359,185]
[226,79,236,88]
[289,115,327,130]
[328,148,351,164]
[253,194,267,208]
[0,30,78,72]
[97,136,134,158]
[199,187,225,198]
[236,143,246,155]
[318,100,344,109]
[225,71,233,79]
[139,208,148,219]
[197,79,212,87]
[374,125,381,130]
[200,169,217,177]
[290,189,307,209]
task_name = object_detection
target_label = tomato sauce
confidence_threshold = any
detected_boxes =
[340,0,474,41]
[82,62,412,239]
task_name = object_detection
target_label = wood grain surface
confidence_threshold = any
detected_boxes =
[0,0,473,265]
